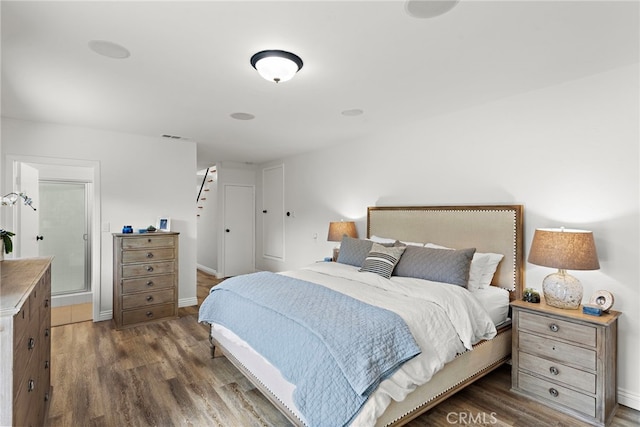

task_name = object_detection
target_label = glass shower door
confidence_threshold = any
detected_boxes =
[38,181,90,295]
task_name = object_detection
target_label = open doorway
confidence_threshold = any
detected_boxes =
[5,156,101,324]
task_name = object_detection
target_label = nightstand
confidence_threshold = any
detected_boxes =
[511,299,621,426]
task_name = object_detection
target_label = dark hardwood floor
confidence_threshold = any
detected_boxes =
[46,270,640,426]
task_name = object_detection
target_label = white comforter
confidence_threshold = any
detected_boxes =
[281,262,497,426]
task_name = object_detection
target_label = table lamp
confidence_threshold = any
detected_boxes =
[327,221,358,261]
[528,227,600,309]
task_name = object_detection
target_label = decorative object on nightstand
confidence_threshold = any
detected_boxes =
[528,227,600,309]
[589,290,614,312]
[327,221,358,262]
[511,299,621,426]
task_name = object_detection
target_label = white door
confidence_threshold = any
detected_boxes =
[223,184,255,277]
[17,163,40,258]
[262,165,285,260]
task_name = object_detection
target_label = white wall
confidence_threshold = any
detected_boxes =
[255,64,640,409]
[1,118,198,318]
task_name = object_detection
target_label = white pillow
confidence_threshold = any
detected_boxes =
[370,235,424,247]
[425,243,503,290]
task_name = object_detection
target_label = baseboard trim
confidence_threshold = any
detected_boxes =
[197,265,218,276]
[179,297,198,308]
[618,387,640,411]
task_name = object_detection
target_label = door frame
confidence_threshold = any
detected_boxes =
[4,155,102,321]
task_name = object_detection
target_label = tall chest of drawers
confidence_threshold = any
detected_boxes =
[0,257,53,427]
[113,232,179,330]
[511,299,621,426]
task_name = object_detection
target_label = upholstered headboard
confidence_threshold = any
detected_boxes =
[367,205,524,300]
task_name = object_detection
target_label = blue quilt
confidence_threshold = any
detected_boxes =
[198,271,421,427]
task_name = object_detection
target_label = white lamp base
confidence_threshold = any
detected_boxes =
[542,270,583,309]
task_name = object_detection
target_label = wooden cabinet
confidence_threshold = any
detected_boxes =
[113,232,179,329]
[511,299,621,426]
[0,257,53,427]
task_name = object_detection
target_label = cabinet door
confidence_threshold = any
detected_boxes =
[223,184,255,277]
[262,164,284,260]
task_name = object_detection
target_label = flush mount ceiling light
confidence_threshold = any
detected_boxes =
[250,50,303,83]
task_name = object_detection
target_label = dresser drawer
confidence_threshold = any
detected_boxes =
[122,303,176,326]
[122,261,175,278]
[519,333,596,371]
[122,235,175,250]
[519,371,595,417]
[519,311,596,347]
[122,248,175,264]
[13,308,39,397]
[122,274,175,294]
[519,351,596,393]
[122,288,175,310]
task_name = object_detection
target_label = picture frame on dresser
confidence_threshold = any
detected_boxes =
[156,217,171,231]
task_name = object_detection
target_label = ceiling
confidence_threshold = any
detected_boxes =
[2,1,638,170]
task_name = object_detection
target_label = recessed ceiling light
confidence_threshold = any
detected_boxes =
[230,112,256,121]
[405,0,460,19]
[88,40,131,59]
[341,109,364,117]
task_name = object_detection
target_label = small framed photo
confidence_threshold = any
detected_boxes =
[156,217,171,231]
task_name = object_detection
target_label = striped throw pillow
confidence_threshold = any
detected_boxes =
[359,243,406,279]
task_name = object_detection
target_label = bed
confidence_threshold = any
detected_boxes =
[199,205,524,426]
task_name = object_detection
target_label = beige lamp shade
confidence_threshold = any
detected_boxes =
[528,228,600,270]
[528,228,599,310]
[327,221,358,242]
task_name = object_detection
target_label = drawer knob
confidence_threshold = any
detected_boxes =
[28,379,36,392]
[549,388,559,398]
[146,281,154,287]
[146,252,154,258]
[146,296,154,302]
[146,311,154,318]
[146,266,154,272]
[549,366,559,376]
[44,360,50,369]
[44,298,50,308]
[44,328,50,337]
[148,238,152,243]
[549,323,559,332]
[28,337,36,350]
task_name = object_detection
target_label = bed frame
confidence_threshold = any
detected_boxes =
[209,204,524,426]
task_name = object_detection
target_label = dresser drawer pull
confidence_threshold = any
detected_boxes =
[549,388,559,398]
[28,337,36,350]
[44,328,50,337]
[146,266,154,272]
[148,238,152,243]
[146,252,154,258]
[44,298,50,308]
[549,366,559,375]
[146,281,154,287]
[45,391,50,402]
[146,296,154,302]
[549,323,559,332]
[44,360,50,369]
[146,311,154,318]
[28,379,36,392]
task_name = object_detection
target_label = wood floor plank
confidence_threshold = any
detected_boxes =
[46,270,639,427]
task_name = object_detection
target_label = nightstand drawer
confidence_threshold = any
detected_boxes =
[519,311,596,347]
[122,303,176,325]
[122,274,175,294]
[122,248,175,263]
[519,371,595,417]
[519,333,596,371]
[122,261,175,278]
[122,288,175,310]
[519,352,596,393]
[122,236,175,250]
